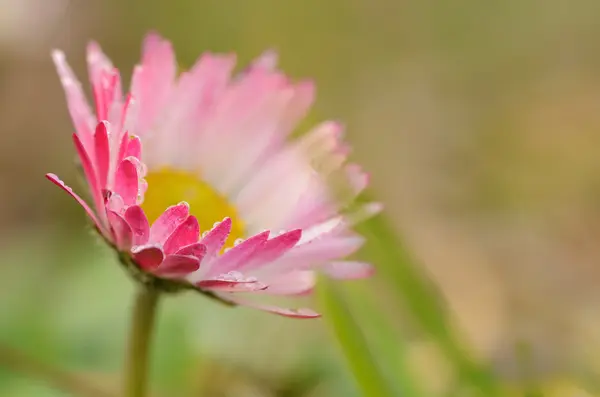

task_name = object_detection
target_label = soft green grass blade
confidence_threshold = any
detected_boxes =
[356,204,501,396]
[345,283,426,397]
[317,278,396,397]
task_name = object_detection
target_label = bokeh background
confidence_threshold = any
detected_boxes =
[2,0,600,395]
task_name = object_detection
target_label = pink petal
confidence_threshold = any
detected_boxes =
[105,192,125,213]
[149,202,190,244]
[322,261,374,280]
[124,206,150,246]
[51,50,95,145]
[131,245,164,271]
[125,135,142,159]
[259,271,316,296]
[206,231,270,277]
[199,217,232,257]
[241,229,302,273]
[106,210,133,250]
[263,235,365,275]
[219,296,321,319]
[115,130,130,173]
[45,173,102,232]
[72,133,103,214]
[251,49,279,70]
[86,41,116,121]
[153,254,199,278]
[175,242,207,260]
[131,33,176,133]
[114,158,139,206]
[163,215,200,254]
[93,121,110,189]
[197,279,267,292]
[345,163,370,195]
[249,305,321,319]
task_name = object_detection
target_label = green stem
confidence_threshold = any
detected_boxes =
[124,286,160,397]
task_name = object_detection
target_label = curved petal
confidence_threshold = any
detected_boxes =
[124,205,150,246]
[131,245,164,271]
[45,173,102,232]
[322,261,374,280]
[106,210,133,250]
[153,254,199,278]
[163,215,200,254]
[149,202,190,244]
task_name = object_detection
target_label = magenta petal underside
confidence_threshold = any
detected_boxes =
[175,242,207,259]
[124,206,150,246]
[207,231,270,276]
[149,202,190,244]
[106,210,133,250]
[153,254,200,278]
[199,217,232,256]
[240,229,302,273]
[72,133,103,212]
[114,159,139,206]
[163,215,200,254]
[45,173,102,231]
[197,279,268,292]
[93,121,110,188]
[131,245,164,271]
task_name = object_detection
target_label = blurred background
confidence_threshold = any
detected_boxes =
[2,0,600,395]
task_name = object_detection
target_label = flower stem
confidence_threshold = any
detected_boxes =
[124,285,160,397]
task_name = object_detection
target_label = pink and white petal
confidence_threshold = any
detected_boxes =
[205,231,270,277]
[130,33,176,134]
[93,121,110,189]
[345,163,370,196]
[163,215,200,254]
[175,242,206,260]
[106,210,133,250]
[45,173,103,232]
[259,271,316,296]
[217,295,321,319]
[149,202,190,244]
[197,279,267,292]
[251,49,279,71]
[297,216,344,245]
[345,202,384,226]
[153,254,200,278]
[264,235,365,275]
[131,245,164,271]
[124,206,150,246]
[51,50,95,146]
[322,261,375,280]
[114,158,139,206]
[199,217,232,257]
[240,229,302,273]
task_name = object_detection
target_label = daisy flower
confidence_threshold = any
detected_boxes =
[48,33,381,318]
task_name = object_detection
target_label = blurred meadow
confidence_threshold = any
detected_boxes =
[2,0,600,396]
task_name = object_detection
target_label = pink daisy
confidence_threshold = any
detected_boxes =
[48,33,381,318]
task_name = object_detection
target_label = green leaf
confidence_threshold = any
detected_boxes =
[317,278,396,397]
[356,206,501,396]
[344,283,425,397]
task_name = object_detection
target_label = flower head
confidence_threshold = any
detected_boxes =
[48,33,381,318]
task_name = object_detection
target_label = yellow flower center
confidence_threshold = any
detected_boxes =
[142,168,245,247]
